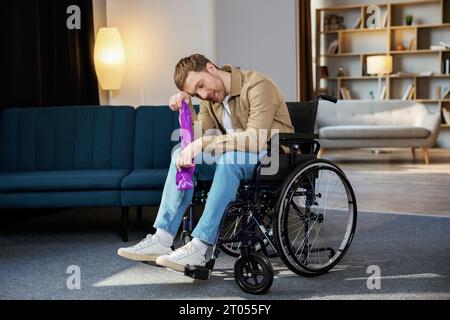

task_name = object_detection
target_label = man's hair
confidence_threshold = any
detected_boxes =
[174,54,218,91]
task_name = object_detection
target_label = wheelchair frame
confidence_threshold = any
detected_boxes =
[180,95,357,294]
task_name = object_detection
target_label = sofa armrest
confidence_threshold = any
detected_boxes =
[415,107,441,146]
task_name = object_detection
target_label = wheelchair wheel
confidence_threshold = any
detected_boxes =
[274,159,357,277]
[234,253,273,294]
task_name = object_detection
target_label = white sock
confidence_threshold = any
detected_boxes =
[191,237,209,256]
[154,228,174,247]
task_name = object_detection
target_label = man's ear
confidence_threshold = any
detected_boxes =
[206,62,216,74]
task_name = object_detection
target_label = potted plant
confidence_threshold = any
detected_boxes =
[405,15,413,26]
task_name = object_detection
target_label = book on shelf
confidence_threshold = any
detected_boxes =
[408,38,416,51]
[352,17,361,29]
[408,86,416,100]
[402,84,414,100]
[381,12,388,28]
[445,59,450,75]
[435,85,441,99]
[443,108,450,124]
[380,85,387,100]
[340,87,352,100]
[346,88,352,100]
[340,87,346,100]
[326,40,339,55]
[442,87,450,100]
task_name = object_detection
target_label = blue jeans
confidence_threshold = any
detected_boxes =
[153,148,265,245]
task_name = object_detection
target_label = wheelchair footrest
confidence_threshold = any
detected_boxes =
[184,265,211,280]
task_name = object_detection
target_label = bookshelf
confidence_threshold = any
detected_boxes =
[315,0,450,129]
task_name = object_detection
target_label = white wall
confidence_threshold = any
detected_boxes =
[217,0,298,101]
[95,0,299,105]
[104,0,217,106]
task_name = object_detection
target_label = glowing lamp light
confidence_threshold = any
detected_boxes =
[94,27,126,90]
[367,55,393,100]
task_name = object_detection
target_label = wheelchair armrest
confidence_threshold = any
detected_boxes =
[268,133,319,149]
[276,132,319,143]
[266,132,321,159]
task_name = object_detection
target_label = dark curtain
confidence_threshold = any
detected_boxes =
[298,0,314,101]
[0,0,99,109]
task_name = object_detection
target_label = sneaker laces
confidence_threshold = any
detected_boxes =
[133,234,156,249]
[171,242,196,258]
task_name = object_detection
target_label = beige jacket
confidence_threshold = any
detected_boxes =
[188,65,294,153]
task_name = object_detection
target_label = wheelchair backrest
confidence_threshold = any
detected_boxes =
[286,101,318,154]
[286,101,317,134]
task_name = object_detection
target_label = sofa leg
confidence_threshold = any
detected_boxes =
[422,147,430,165]
[317,147,324,159]
[137,206,143,222]
[121,207,129,242]
[411,147,416,160]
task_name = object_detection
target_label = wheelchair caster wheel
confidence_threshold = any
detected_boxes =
[234,253,273,294]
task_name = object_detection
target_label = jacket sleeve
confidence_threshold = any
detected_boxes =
[200,79,279,154]
[187,100,216,137]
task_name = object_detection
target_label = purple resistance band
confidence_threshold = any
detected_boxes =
[176,100,195,190]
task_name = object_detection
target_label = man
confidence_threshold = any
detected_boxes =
[118,54,293,272]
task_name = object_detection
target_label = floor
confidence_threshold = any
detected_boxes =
[0,147,449,300]
[322,148,450,217]
[0,208,449,300]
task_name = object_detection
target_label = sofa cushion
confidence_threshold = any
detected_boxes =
[0,170,130,192]
[121,169,168,190]
[134,106,179,170]
[320,125,430,139]
[0,106,135,172]
[317,100,433,127]
[134,105,200,170]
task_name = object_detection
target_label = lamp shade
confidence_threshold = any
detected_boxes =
[367,55,393,75]
[94,27,126,90]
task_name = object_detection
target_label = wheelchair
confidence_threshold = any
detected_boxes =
[180,95,357,294]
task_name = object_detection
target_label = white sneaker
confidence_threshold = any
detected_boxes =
[117,234,173,262]
[156,242,206,272]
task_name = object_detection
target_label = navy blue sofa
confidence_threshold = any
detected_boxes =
[0,105,182,241]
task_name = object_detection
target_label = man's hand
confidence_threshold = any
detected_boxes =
[169,92,191,111]
[177,139,203,171]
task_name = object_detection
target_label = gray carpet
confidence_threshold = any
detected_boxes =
[0,207,449,300]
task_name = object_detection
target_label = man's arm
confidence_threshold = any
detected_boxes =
[169,91,216,136]
[188,100,215,135]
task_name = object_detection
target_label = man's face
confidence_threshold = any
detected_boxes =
[183,67,227,103]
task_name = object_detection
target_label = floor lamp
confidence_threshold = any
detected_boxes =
[94,27,126,102]
[367,55,393,100]
[366,55,393,155]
